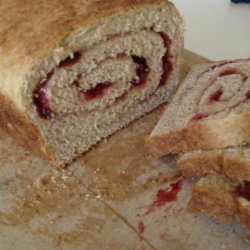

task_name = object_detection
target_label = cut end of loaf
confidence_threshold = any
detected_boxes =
[14,1,184,167]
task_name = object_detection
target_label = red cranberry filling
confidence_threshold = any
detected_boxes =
[59,52,82,68]
[159,32,173,86]
[131,55,149,87]
[192,113,210,121]
[33,32,173,119]
[209,89,223,102]
[246,90,250,100]
[33,70,54,120]
[219,69,237,77]
[34,52,82,119]
[193,63,250,122]
[82,82,112,101]
[235,182,250,201]
[201,61,234,76]
[219,69,248,82]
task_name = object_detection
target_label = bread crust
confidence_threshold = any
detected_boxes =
[237,198,250,231]
[177,151,222,178]
[223,156,250,182]
[188,174,238,223]
[0,92,56,166]
[188,174,250,231]
[146,112,250,158]
[188,190,237,223]
[177,148,250,181]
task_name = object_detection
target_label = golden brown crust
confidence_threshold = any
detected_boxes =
[146,112,250,158]
[237,198,250,231]
[223,157,250,182]
[177,149,250,181]
[188,174,250,231]
[188,186,237,223]
[177,152,223,178]
[0,92,56,166]
[188,192,237,223]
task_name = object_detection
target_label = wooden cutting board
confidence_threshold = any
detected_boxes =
[0,50,250,250]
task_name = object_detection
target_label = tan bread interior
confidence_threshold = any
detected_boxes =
[21,5,183,165]
[151,60,250,137]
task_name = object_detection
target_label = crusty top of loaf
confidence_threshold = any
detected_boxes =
[0,0,180,109]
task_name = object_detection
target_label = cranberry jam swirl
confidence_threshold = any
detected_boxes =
[235,181,250,201]
[191,59,250,121]
[32,31,174,120]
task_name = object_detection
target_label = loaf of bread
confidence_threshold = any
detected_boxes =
[189,173,250,231]
[0,0,184,167]
[146,59,250,158]
[177,147,250,181]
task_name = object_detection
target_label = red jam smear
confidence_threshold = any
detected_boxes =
[246,90,250,100]
[59,52,82,68]
[144,181,182,215]
[209,89,223,102]
[33,70,54,120]
[201,61,234,76]
[159,32,173,86]
[131,55,149,87]
[219,69,237,77]
[82,82,112,101]
[219,69,248,82]
[235,182,250,201]
[138,221,145,234]
[192,113,210,121]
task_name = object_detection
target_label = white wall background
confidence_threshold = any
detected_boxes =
[171,0,250,60]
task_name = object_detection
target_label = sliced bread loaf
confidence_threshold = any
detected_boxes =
[177,147,250,181]
[0,0,184,167]
[146,59,250,158]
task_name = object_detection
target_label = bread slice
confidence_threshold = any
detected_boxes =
[146,59,250,158]
[188,174,238,223]
[189,174,250,230]
[237,197,250,231]
[177,147,250,181]
[234,181,250,231]
[0,0,184,167]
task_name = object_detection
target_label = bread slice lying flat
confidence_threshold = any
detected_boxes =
[146,59,250,158]
[177,147,250,181]
[0,0,184,167]
[189,174,250,231]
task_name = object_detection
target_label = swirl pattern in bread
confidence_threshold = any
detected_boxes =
[0,0,184,166]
